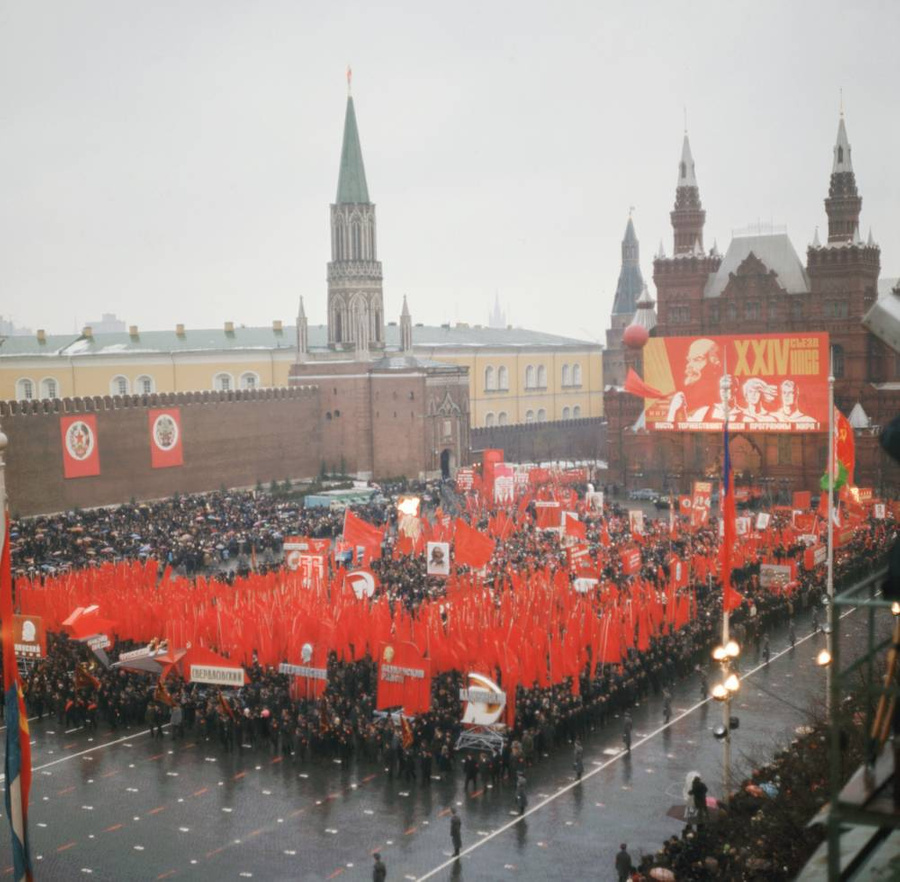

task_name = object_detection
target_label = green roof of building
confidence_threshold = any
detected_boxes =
[0,323,598,359]
[336,96,370,204]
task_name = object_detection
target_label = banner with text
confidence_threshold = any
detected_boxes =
[376,641,432,715]
[642,333,829,432]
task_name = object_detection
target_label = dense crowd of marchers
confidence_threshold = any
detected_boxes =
[2,483,894,880]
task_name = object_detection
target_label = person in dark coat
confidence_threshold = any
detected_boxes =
[615,843,633,881]
[450,807,462,857]
[572,738,584,780]
[372,851,386,881]
[689,775,709,822]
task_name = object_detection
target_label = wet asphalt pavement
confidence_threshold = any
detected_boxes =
[2,600,887,882]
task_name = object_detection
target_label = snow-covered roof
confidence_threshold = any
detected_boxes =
[848,402,870,429]
[704,232,810,299]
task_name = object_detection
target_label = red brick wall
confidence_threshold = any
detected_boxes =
[0,388,322,516]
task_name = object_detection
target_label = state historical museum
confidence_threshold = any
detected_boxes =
[604,114,900,495]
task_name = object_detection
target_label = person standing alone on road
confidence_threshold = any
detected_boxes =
[372,851,386,881]
[623,712,633,753]
[615,843,633,881]
[573,737,584,780]
[450,807,462,857]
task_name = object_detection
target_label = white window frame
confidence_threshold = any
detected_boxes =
[572,363,582,386]
[497,366,509,390]
[562,406,571,420]
[525,410,535,424]
[240,371,260,391]
[214,372,234,392]
[135,375,155,395]
[537,408,547,422]
[40,377,59,399]
[525,365,535,389]
[562,364,570,387]
[573,405,582,418]
[537,365,547,388]
[484,411,496,428]
[111,375,130,396]
[16,378,35,401]
[484,365,495,391]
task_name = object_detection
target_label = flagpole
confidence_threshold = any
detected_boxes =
[826,371,835,717]
[720,370,732,806]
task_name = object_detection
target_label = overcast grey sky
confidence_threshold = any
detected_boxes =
[1,1,898,341]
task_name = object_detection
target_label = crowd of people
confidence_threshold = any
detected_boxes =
[6,478,895,880]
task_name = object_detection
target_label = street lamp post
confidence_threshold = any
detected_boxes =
[712,640,741,804]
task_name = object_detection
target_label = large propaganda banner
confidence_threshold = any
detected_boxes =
[149,408,184,468]
[642,333,829,432]
[376,641,432,714]
[60,414,101,478]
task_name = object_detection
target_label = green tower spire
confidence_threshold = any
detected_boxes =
[336,96,370,204]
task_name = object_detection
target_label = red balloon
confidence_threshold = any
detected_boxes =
[623,323,649,349]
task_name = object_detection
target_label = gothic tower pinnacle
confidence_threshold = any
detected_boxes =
[824,112,862,244]
[670,133,706,255]
[400,296,413,353]
[611,214,644,316]
[327,86,384,355]
[296,296,308,357]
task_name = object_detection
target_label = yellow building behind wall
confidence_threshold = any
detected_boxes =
[0,321,603,427]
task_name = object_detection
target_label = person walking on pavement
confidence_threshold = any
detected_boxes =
[789,619,796,649]
[812,606,820,634]
[372,852,387,881]
[762,634,771,664]
[572,737,584,781]
[515,771,528,815]
[689,775,710,823]
[699,667,708,699]
[450,807,462,857]
[663,688,672,724]
[615,843,633,882]
[623,711,633,753]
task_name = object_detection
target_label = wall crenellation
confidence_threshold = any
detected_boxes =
[0,385,319,419]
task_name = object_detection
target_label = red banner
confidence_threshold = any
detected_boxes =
[621,547,641,575]
[13,613,46,658]
[792,490,811,510]
[691,481,712,527]
[804,544,827,570]
[149,408,184,469]
[376,641,432,714]
[642,333,829,432]
[60,414,101,478]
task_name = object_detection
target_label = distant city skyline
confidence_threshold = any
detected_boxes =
[1,1,897,342]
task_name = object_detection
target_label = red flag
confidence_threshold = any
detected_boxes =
[624,368,666,399]
[453,519,495,570]
[1,498,34,880]
[342,510,383,565]
[564,513,587,540]
[400,715,414,750]
[721,427,743,613]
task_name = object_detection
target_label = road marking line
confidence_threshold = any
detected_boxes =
[57,842,76,852]
[416,603,862,881]
[148,806,166,815]
[0,715,38,732]
[103,824,123,833]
